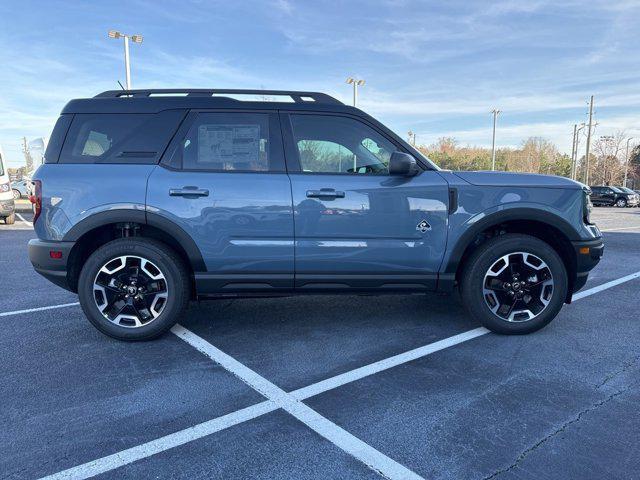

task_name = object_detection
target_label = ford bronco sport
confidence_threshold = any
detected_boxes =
[29,89,603,340]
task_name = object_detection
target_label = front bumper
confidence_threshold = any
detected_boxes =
[0,199,15,216]
[571,237,604,294]
[28,239,76,292]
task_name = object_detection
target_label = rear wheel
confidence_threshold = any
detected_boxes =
[78,238,190,341]
[4,213,15,225]
[460,234,568,334]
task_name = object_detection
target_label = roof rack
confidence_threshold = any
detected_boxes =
[94,89,343,105]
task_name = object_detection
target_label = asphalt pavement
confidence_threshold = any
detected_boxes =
[1,207,639,480]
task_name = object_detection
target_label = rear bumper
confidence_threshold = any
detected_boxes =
[571,237,604,294]
[28,239,76,292]
[0,199,15,216]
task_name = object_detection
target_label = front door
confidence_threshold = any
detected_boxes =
[147,111,294,292]
[281,112,449,291]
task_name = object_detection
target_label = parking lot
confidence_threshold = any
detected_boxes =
[1,206,639,480]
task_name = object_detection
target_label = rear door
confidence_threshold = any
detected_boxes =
[281,112,449,291]
[147,110,294,292]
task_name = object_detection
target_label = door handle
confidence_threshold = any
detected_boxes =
[169,187,210,197]
[306,188,346,199]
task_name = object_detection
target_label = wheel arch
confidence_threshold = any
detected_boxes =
[443,208,579,299]
[63,209,205,293]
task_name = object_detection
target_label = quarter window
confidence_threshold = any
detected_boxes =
[290,114,398,174]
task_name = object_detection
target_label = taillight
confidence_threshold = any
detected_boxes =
[30,180,42,223]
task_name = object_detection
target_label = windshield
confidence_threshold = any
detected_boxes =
[620,187,634,193]
[610,186,623,193]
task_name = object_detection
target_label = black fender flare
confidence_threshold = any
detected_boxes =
[442,207,580,275]
[62,208,206,272]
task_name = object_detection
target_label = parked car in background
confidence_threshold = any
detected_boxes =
[589,185,638,207]
[0,144,16,224]
[11,180,30,199]
[617,187,640,207]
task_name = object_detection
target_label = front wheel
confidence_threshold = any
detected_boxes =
[615,198,627,207]
[12,189,21,199]
[460,234,568,334]
[78,238,190,341]
[4,213,15,225]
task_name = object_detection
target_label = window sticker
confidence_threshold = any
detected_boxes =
[197,124,261,165]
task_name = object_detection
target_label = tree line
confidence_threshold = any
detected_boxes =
[417,133,640,188]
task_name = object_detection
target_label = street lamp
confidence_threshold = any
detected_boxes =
[624,137,635,187]
[490,109,501,170]
[108,30,143,90]
[346,77,365,107]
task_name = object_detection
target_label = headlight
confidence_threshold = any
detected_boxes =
[583,189,593,224]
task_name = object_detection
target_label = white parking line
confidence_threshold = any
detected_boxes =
[38,401,279,480]
[172,324,423,480]
[0,302,79,318]
[600,225,640,232]
[572,271,640,300]
[13,269,639,479]
[16,212,33,226]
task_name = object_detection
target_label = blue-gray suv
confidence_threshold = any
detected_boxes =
[29,89,603,340]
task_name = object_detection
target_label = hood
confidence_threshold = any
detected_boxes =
[453,171,583,189]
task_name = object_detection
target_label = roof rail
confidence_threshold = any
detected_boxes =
[94,89,343,105]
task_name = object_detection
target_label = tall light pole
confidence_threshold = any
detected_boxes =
[108,30,143,90]
[408,130,416,146]
[624,137,635,187]
[346,77,365,107]
[491,109,501,170]
[584,95,594,185]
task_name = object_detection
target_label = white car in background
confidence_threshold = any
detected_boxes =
[0,145,16,224]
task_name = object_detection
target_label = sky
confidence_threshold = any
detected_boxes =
[1,0,640,168]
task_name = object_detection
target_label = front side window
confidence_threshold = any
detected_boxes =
[290,114,398,174]
[181,112,276,171]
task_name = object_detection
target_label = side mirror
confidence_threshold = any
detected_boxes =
[389,151,419,176]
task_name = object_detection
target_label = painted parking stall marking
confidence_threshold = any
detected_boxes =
[3,269,634,479]
[171,324,424,480]
[0,302,80,318]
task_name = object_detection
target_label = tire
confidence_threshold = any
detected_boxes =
[615,198,627,207]
[78,238,190,341]
[12,189,21,200]
[460,233,568,335]
[4,213,15,225]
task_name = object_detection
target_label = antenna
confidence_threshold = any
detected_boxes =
[117,80,125,91]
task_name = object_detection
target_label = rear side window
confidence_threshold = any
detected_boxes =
[60,110,185,164]
[178,112,284,172]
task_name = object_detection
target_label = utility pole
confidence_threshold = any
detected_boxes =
[408,131,415,146]
[570,124,578,179]
[584,95,594,185]
[624,137,634,187]
[346,77,365,107]
[21,137,33,173]
[491,109,501,170]
[571,123,585,180]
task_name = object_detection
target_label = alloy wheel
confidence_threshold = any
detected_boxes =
[93,255,168,328]
[482,251,554,322]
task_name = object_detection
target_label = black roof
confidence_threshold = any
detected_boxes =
[62,89,358,115]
